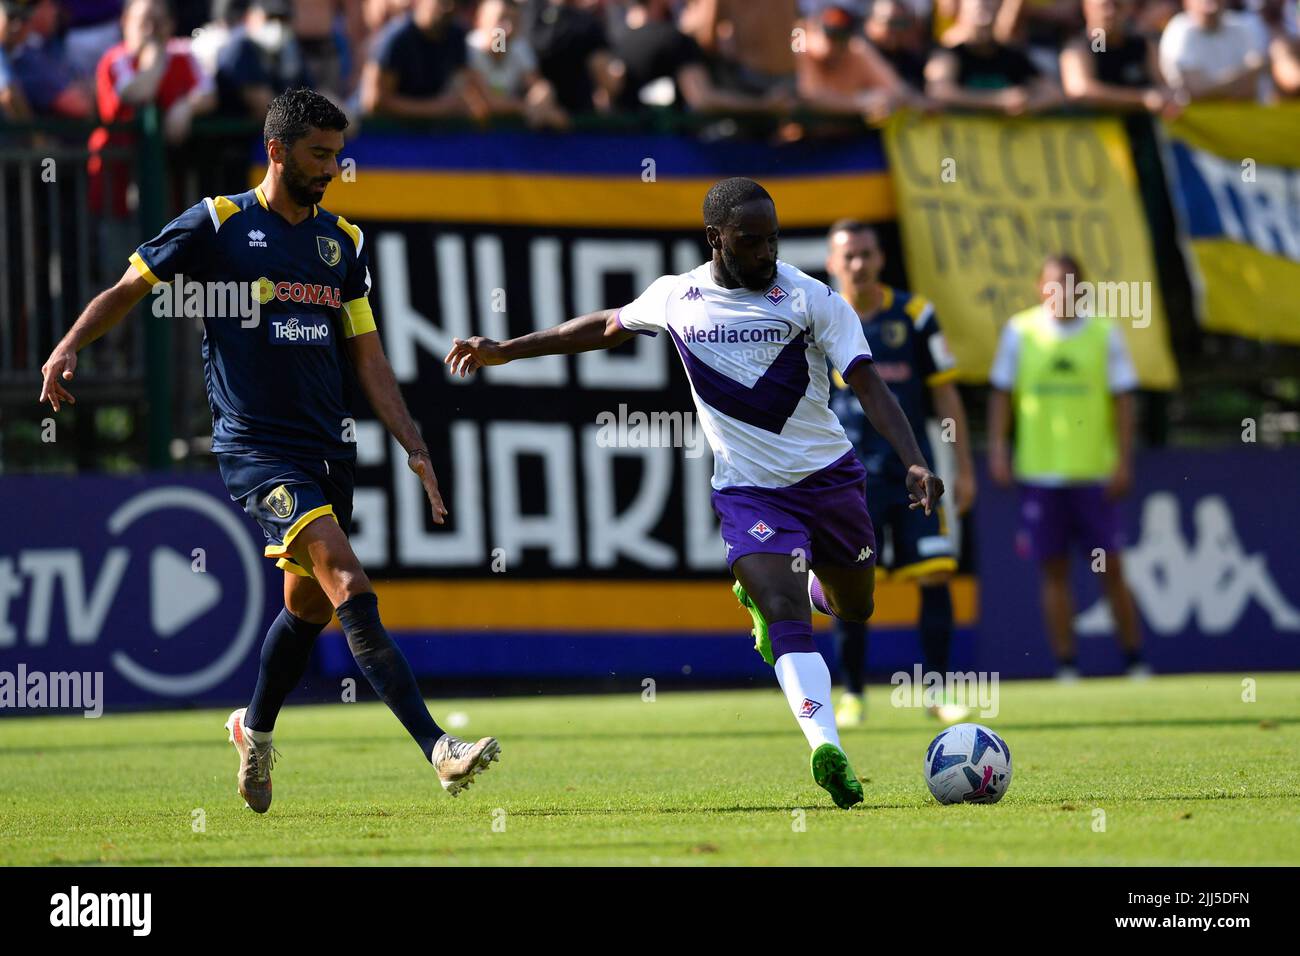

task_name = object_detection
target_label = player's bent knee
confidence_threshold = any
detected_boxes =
[764,593,807,623]
[304,555,371,608]
[330,567,372,603]
[286,583,334,625]
[833,595,874,624]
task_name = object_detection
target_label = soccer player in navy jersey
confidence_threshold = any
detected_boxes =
[39,88,499,813]
[824,220,976,726]
[446,178,945,809]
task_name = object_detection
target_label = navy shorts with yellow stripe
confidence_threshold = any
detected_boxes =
[865,476,956,579]
[216,452,355,578]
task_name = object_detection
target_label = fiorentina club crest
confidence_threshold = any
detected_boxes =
[748,520,776,542]
[798,698,823,718]
[765,284,788,305]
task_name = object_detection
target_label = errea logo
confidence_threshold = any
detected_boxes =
[248,229,267,248]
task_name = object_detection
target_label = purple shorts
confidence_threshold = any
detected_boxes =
[1015,483,1123,562]
[712,450,878,571]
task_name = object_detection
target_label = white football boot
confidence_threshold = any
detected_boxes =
[431,733,501,797]
[225,708,277,813]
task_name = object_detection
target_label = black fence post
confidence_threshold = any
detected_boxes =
[138,106,172,471]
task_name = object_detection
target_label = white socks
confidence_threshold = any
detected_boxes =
[774,652,840,749]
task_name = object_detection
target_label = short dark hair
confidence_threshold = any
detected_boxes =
[1042,252,1084,282]
[827,218,877,242]
[703,177,773,229]
[122,0,174,20]
[263,88,348,152]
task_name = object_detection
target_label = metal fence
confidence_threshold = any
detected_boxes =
[0,124,152,471]
[0,111,253,473]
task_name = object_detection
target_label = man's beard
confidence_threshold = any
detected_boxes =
[720,245,776,291]
[284,157,329,207]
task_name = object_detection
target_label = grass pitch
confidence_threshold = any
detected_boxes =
[1,673,1297,866]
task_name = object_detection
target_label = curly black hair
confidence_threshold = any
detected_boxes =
[702,177,773,229]
[263,88,348,152]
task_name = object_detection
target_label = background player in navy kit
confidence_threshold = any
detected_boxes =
[823,220,977,725]
[38,88,500,812]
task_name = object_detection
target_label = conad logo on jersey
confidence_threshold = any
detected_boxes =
[253,276,342,308]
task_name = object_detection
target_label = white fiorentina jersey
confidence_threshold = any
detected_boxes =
[617,260,873,489]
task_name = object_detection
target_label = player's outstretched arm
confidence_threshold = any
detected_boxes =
[443,308,632,378]
[39,266,154,412]
[346,330,449,525]
[845,360,944,515]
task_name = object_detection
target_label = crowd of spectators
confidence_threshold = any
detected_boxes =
[2,0,1298,133]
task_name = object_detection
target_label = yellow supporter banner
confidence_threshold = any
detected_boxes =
[1164,102,1300,344]
[325,576,978,633]
[883,111,1178,389]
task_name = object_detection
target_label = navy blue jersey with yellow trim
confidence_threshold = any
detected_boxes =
[131,186,376,460]
[829,286,958,482]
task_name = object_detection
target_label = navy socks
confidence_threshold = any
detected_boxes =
[918,584,954,677]
[835,619,868,695]
[837,584,953,695]
[337,591,445,760]
[246,607,328,732]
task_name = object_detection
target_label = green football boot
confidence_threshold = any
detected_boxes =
[732,581,772,666]
[811,742,865,810]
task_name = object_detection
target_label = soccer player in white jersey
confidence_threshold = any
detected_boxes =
[445,178,943,809]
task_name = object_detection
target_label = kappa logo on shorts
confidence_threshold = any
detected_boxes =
[857,547,873,562]
[765,284,788,306]
[798,698,823,718]
[748,520,776,542]
[263,484,295,520]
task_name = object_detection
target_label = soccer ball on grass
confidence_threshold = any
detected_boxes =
[924,722,1012,805]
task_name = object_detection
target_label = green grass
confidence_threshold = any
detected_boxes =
[1,674,1298,866]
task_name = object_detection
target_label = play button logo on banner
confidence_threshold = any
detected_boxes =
[150,546,223,637]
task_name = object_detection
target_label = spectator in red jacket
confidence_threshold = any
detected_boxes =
[89,0,214,214]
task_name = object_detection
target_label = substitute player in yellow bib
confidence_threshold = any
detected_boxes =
[987,254,1148,681]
